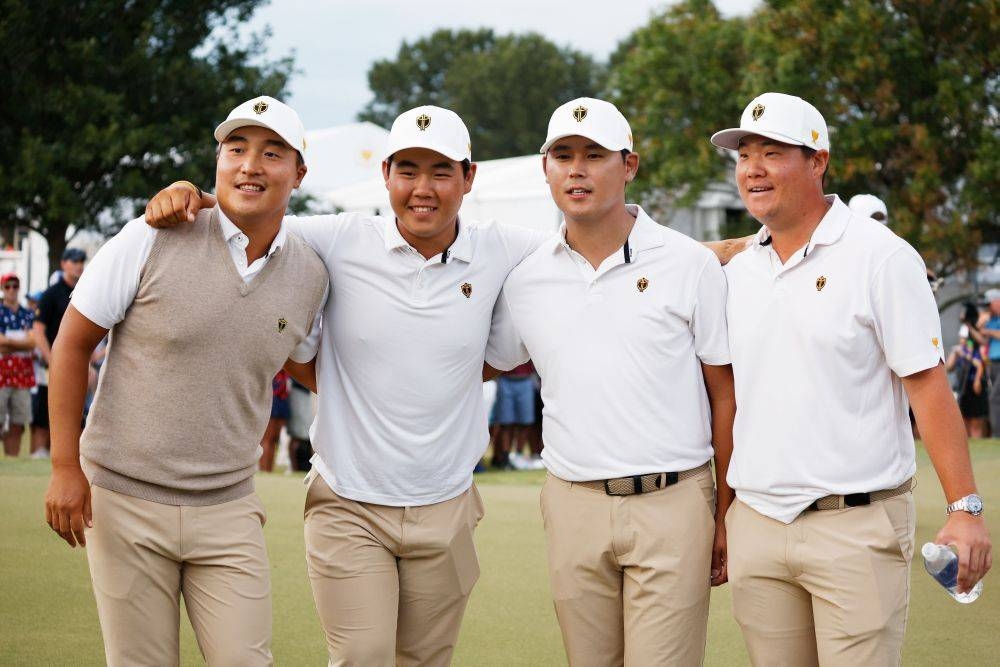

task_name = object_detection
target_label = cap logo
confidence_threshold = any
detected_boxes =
[416,114,431,131]
[573,106,588,122]
[302,138,307,150]
[253,100,269,115]
[461,282,472,298]
[811,129,819,143]
[637,277,649,292]
[751,104,765,121]
[277,317,287,333]
[816,276,827,291]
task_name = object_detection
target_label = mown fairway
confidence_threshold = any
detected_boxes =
[2,441,998,665]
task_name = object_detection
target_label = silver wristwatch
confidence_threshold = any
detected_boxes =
[946,494,984,516]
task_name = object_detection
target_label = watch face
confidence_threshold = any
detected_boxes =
[968,495,984,514]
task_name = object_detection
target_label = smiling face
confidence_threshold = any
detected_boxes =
[382,147,475,253]
[543,135,638,226]
[736,134,828,230]
[215,125,306,229]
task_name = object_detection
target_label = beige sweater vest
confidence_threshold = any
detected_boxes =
[81,208,328,505]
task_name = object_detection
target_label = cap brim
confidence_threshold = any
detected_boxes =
[539,132,630,155]
[382,139,468,163]
[213,118,304,160]
[710,128,808,151]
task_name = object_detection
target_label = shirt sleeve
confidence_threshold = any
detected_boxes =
[485,289,529,371]
[284,213,348,261]
[288,284,328,363]
[71,217,156,329]
[871,246,944,376]
[500,225,549,269]
[691,254,731,366]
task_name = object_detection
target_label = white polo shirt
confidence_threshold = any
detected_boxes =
[287,213,544,506]
[724,195,944,523]
[72,208,322,362]
[488,205,731,481]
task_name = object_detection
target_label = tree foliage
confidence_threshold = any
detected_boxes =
[360,29,606,160]
[0,0,293,266]
[610,0,999,276]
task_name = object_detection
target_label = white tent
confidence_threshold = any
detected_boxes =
[300,122,389,195]
[320,154,562,233]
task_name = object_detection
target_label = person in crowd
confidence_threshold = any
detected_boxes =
[948,303,990,438]
[44,96,327,665]
[494,362,536,469]
[847,193,888,224]
[0,273,36,457]
[259,369,290,472]
[979,289,1000,437]
[286,377,315,472]
[31,248,87,458]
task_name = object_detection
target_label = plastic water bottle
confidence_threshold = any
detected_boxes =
[921,542,983,603]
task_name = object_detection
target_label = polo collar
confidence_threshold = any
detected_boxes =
[554,204,664,261]
[217,206,286,257]
[384,217,473,263]
[752,195,849,253]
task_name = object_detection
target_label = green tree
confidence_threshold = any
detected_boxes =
[360,29,606,159]
[608,0,748,208]
[0,0,294,267]
[609,0,999,276]
[744,0,999,276]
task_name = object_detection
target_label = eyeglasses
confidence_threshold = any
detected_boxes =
[2,284,19,290]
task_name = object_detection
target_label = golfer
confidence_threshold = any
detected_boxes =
[488,97,736,666]
[44,96,328,665]
[712,92,991,665]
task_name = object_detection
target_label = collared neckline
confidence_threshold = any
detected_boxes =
[383,217,473,263]
[553,203,665,259]
[217,206,287,257]
[752,195,850,254]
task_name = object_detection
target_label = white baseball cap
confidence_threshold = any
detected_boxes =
[848,194,889,224]
[711,92,830,152]
[214,96,308,164]
[540,97,633,154]
[383,105,472,162]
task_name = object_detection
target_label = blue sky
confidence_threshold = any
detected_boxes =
[241,0,757,130]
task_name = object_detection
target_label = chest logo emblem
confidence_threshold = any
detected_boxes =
[751,104,765,121]
[816,276,827,291]
[277,318,287,333]
[416,113,431,131]
[461,282,472,298]
[637,277,649,292]
[253,100,268,115]
[573,105,588,122]
[932,337,940,349]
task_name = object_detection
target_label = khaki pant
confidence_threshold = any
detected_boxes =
[726,495,915,667]
[86,486,272,667]
[303,473,484,667]
[540,468,716,666]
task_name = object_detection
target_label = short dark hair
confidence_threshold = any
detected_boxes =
[620,149,631,162]
[800,145,829,184]
[385,154,472,177]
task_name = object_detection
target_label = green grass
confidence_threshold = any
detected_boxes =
[2,442,998,665]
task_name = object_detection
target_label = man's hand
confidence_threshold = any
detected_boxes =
[703,235,754,266]
[711,519,728,586]
[935,511,992,594]
[44,464,92,548]
[145,182,215,229]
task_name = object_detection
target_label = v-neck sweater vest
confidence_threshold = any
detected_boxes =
[81,208,328,506]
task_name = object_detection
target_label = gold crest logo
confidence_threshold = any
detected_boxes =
[811,129,819,143]
[253,100,269,115]
[751,104,765,121]
[816,276,827,291]
[416,114,431,131]
[277,317,287,333]
[637,277,649,292]
[932,337,940,348]
[461,283,472,298]
[573,105,588,122]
